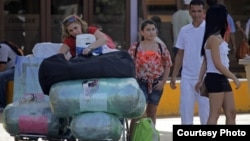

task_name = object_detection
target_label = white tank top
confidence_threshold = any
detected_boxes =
[205,41,230,74]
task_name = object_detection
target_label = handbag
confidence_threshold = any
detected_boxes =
[132,118,160,141]
[236,39,250,60]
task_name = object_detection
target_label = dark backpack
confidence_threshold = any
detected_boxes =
[134,42,163,58]
[0,41,24,56]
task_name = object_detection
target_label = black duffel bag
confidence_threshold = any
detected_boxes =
[38,50,135,95]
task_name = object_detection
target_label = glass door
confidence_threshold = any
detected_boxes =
[50,0,127,49]
[91,0,126,49]
[2,0,128,54]
[50,0,83,43]
[3,0,41,54]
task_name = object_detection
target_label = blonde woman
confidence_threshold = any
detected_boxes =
[59,15,115,59]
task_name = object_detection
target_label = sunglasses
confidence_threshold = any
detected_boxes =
[63,16,77,25]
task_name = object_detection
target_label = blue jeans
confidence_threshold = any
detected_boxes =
[137,80,163,105]
[0,68,14,108]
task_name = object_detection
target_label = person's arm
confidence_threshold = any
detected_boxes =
[58,44,70,54]
[208,35,240,89]
[127,42,137,60]
[161,47,172,82]
[227,15,237,51]
[91,29,108,48]
[155,47,172,90]
[236,20,247,39]
[170,49,184,89]
[83,29,108,54]
[58,44,71,60]
[0,63,7,72]
[170,23,174,44]
[245,18,250,40]
[195,57,207,93]
[0,47,8,71]
[157,64,171,90]
[162,66,171,83]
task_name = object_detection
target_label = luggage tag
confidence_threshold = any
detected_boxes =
[82,80,99,101]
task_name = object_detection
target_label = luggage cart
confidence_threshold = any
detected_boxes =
[120,118,130,141]
[13,128,77,141]
[14,134,68,141]
[12,119,129,141]
[13,134,76,141]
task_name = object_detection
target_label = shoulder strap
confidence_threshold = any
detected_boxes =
[134,42,140,58]
[134,42,163,58]
[157,42,163,56]
[0,41,24,56]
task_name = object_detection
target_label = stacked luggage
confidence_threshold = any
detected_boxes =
[2,44,76,140]
[38,51,146,140]
[2,94,71,141]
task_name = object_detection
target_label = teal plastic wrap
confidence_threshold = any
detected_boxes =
[70,112,122,141]
[3,94,68,136]
[49,78,146,118]
[123,87,146,118]
[13,56,44,101]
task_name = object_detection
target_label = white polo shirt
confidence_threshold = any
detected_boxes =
[175,20,206,79]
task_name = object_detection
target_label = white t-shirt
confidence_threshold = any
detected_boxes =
[175,20,205,79]
[0,43,17,69]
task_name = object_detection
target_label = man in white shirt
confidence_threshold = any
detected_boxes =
[170,0,209,125]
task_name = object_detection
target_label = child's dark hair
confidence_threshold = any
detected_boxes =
[201,4,228,56]
[140,19,156,31]
[140,19,156,41]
